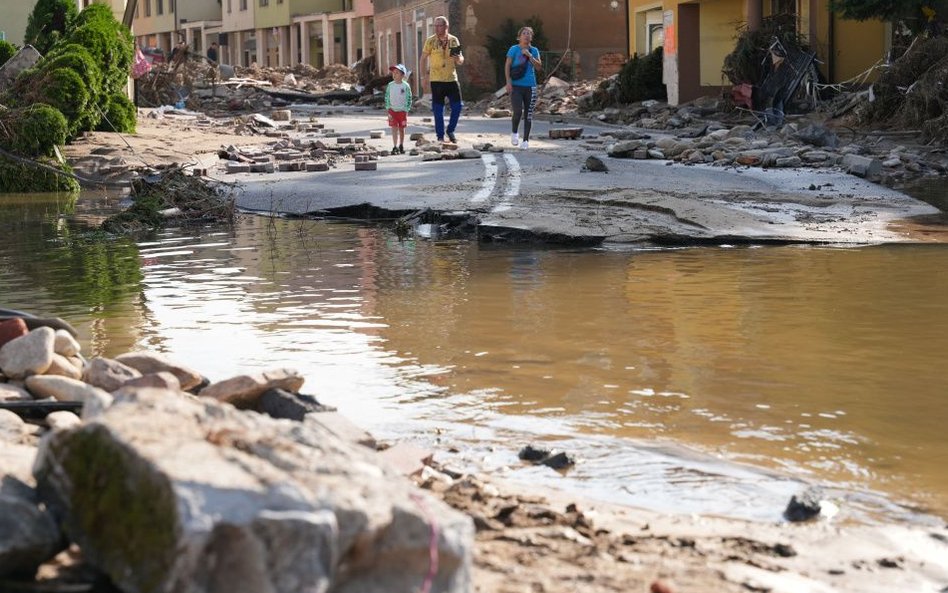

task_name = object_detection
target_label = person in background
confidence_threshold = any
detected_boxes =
[420,16,464,144]
[385,64,412,155]
[206,42,219,64]
[505,26,542,150]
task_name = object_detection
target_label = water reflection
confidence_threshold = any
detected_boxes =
[2,193,947,524]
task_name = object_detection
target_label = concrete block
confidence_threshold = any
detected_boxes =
[377,442,434,477]
[305,162,330,172]
[0,45,41,89]
[278,162,302,172]
[250,163,275,173]
[226,163,251,173]
[548,127,583,140]
[271,109,292,121]
[843,154,882,178]
[409,133,426,141]
[305,412,376,448]
[354,161,378,171]
[336,137,353,144]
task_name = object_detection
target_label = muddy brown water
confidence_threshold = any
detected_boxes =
[1,192,946,525]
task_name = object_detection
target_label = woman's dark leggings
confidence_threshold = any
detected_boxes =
[511,85,537,141]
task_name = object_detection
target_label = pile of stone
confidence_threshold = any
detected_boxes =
[478,76,605,118]
[0,317,473,593]
[591,98,948,185]
[217,110,391,174]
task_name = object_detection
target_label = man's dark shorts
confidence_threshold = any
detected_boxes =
[430,80,462,105]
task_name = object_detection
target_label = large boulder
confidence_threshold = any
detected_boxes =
[34,389,473,593]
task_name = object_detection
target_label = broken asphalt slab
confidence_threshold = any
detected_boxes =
[204,111,942,245]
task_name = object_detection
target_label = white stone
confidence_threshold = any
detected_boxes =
[0,383,32,401]
[115,351,203,391]
[0,327,55,380]
[0,409,26,443]
[199,368,304,408]
[53,330,81,357]
[24,375,109,403]
[83,357,142,392]
[45,353,82,380]
[46,411,81,431]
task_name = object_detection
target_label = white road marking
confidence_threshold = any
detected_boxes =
[503,153,521,198]
[471,154,498,204]
[490,153,521,213]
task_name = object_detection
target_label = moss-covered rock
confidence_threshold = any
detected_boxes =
[35,424,180,593]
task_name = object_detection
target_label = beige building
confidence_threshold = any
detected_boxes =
[1,0,128,46]
[132,0,222,57]
[219,0,374,68]
[0,3,34,46]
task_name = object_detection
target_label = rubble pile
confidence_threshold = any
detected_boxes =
[591,97,947,186]
[476,76,606,118]
[138,58,372,114]
[221,135,378,175]
[101,168,235,233]
[0,317,474,592]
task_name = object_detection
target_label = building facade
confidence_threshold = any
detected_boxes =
[627,0,888,105]
[373,0,630,94]
[217,0,374,68]
[1,0,127,46]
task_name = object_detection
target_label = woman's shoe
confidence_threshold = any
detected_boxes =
[520,141,530,150]
[510,133,520,146]
[398,144,405,154]
[391,147,399,155]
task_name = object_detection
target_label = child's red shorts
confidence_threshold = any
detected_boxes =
[387,110,408,129]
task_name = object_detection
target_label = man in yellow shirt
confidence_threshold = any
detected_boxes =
[421,16,465,143]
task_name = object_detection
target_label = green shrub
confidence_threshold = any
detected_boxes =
[617,47,666,103]
[69,3,134,96]
[36,67,92,135]
[44,44,103,96]
[97,93,136,133]
[0,105,69,157]
[0,40,17,67]
[24,0,78,55]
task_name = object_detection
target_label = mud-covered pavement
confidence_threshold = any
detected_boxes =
[209,108,942,245]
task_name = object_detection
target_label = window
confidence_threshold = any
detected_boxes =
[145,0,151,17]
[772,0,796,15]
[157,0,163,15]
[227,0,232,13]
[169,0,175,12]
[240,0,248,10]
[260,0,268,6]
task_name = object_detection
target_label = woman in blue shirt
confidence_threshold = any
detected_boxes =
[505,27,542,150]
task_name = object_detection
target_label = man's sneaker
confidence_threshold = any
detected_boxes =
[510,133,520,146]
[448,132,457,143]
[391,147,399,155]
[437,137,445,143]
[520,141,530,150]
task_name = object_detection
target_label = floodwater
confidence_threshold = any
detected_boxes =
[1,192,946,525]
